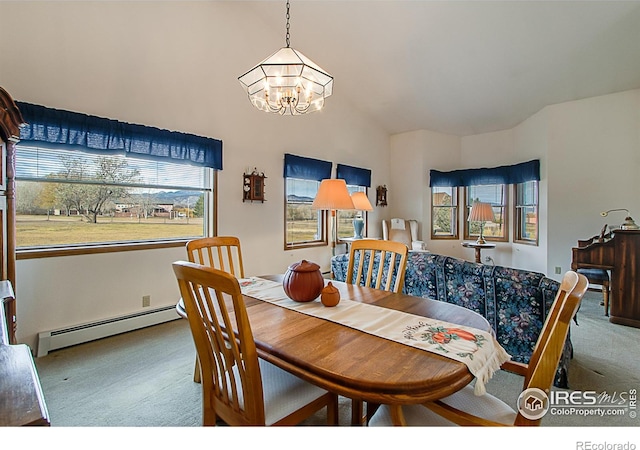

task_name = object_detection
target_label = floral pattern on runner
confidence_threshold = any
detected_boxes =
[403,322,487,360]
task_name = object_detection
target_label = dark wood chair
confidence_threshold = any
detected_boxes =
[576,268,610,316]
[576,225,611,316]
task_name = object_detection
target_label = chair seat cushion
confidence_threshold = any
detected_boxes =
[368,383,517,426]
[576,268,609,282]
[259,359,329,425]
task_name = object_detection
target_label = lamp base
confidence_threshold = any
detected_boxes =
[353,217,364,239]
[621,216,640,230]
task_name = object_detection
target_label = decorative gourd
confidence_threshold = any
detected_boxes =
[283,260,324,302]
[321,282,340,307]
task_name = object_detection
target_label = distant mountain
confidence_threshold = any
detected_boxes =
[287,194,314,203]
[129,191,202,206]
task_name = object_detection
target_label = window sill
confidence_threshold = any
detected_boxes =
[16,239,188,259]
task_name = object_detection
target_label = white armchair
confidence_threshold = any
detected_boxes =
[382,218,425,250]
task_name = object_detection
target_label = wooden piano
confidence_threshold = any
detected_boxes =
[571,229,640,328]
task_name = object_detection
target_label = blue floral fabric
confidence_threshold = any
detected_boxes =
[331,251,571,387]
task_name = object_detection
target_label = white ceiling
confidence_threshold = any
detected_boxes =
[240,1,640,136]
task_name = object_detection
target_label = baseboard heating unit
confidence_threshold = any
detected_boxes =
[37,306,179,357]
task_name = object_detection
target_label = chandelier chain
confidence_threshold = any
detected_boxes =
[285,0,291,47]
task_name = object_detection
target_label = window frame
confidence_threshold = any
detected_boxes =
[463,185,509,243]
[430,186,459,240]
[284,177,327,250]
[15,145,216,258]
[514,180,539,245]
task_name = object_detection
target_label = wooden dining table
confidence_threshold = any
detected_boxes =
[177,273,495,425]
[240,275,493,423]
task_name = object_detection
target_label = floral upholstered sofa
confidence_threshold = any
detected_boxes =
[331,251,572,387]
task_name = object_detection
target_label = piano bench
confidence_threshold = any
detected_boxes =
[577,268,610,316]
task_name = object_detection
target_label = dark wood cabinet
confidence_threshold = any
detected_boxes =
[0,86,22,344]
[1,280,50,426]
[0,89,49,427]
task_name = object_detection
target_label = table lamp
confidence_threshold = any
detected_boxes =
[600,209,639,230]
[312,179,355,255]
[468,201,495,244]
[350,192,374,239]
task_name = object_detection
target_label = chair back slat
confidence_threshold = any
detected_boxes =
[186,236,245,278]
[345,239,409,293]
[173,261,265,425]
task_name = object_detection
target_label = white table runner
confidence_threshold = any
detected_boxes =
[240,277,510,395]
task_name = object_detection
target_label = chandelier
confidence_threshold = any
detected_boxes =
[238,1,334,115]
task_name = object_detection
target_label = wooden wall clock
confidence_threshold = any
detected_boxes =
[243,168,266,203]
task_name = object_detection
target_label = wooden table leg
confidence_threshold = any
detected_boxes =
[390,404,407,426]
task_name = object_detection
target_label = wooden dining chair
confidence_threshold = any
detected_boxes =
[345,238,409,425]
[346,239,409,293]
[179,236,246,383]
[172,261,339,426]
[368,270,588,426]
[186,236,245,278]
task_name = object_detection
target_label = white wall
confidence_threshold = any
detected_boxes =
[0,1,389,348]
[545,90,640,278]
[389,129,461,257]
[391,89,640,278]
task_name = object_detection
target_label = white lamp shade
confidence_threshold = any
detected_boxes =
[312,179,355,210]
[351,192,374,211]
[468,202,495,222]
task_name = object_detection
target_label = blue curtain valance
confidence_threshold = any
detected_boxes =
[16,102,223,170]
[429,159,540,187]
[283,153,332,181]
[336,163,371,187]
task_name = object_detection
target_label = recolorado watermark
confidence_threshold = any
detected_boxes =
[576,443,636,450]
[516,387,637,420]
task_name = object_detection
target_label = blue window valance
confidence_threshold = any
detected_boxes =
[283,153,332,181]
[16,101,223,170]
[429,159,540,187]
[336,163,371,187]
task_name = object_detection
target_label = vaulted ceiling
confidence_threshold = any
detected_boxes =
[240,1,640,136]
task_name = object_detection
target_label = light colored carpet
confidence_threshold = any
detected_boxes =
[34,291,639,428]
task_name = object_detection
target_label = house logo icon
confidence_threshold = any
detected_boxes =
[517,388,549,420]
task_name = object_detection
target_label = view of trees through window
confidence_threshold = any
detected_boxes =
[431,186,458,238]
[515,180,538,243]
[16,146,210,248]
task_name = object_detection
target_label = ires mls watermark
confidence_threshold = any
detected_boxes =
[516,387,637,420]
